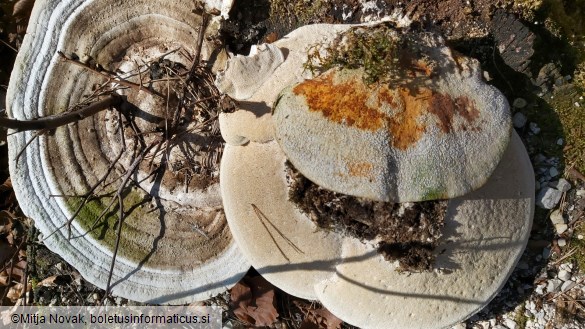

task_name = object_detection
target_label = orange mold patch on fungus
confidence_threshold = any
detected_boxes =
[292,70,481,150]
[347,161,374,178]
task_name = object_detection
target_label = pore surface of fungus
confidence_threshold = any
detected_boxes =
[273,26,511,202]
[6,0,248,303]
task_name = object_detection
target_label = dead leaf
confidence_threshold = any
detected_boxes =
[0,211,14,235]
[0,270,9,286]
[231,276,278,327]
[568,168,585,183]
[295,300,342,329]
[0,239,17,265]
[12,0,35,22]
[0,178,11,193]
[6,283,24,303]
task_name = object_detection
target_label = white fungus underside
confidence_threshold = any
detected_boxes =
[7,0,248,304]
[221,130,533,328]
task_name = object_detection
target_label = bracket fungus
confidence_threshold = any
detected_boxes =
[218,24,534,328]
[6,0,249,303]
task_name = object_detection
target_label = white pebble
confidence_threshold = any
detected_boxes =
[557,238,566,247]
[547,279,562,292]
[504,318,517,329]
[555,223,568,234]
[556,138,563,145]
[557,269,571,281]
[549,210,565,225]
[561,280,576,292]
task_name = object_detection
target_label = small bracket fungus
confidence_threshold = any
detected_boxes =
[6,0,248,303]
[274,26,512,202]
[218,24,534,329]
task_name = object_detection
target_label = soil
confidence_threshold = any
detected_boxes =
[285,162,447,272]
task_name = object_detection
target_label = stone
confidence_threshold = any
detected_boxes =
[513,98,527,108]
[504,318,517,329]
[557,238,567,247]
[577,189,585,197]
[556,138,564,145]
[534,284,545,295]
[550,178,571,192]
[549,210,565,225]
[536,187,562,209]
[549,167,559,178]
[557,269,571,281]
[513,112,527,128]
[561,280,576,292]
[555,223,568,234]
[559,263,573,272]
[547,279,562,292]
[529,122,541,134]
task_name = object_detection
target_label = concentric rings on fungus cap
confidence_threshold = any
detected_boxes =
[7,0,248,303]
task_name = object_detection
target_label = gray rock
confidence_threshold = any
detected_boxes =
[577,189,585,197]
[547,279,562,292]
[549,167,559,178]
[534,284,545,295]
[504,318,517,329]
[549,210,565,224]
[513,98,527,108]
[559,263,573,272]
[549,178,571,192]
[536,187,562,209]
[513,112,527,128]
[556,138,564,145]
[529,122,541,134]
[557,269,571,281]
[561,280,576,292]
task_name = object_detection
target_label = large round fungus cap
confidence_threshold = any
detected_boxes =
[6,0,248,303]
[219,24,534,329]
[273,27,512,202]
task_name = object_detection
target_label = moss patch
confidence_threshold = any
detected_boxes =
[64,188,150,263]
[548,85,585,173]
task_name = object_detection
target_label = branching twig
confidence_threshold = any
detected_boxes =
[105,144,154,297]
[0,95,124,132]
[57,52,163,98]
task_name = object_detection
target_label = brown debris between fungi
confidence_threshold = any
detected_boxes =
[285,162,447,272]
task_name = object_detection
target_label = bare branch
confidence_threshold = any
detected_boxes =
[0,95,124,132]
[57,52,163,98]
